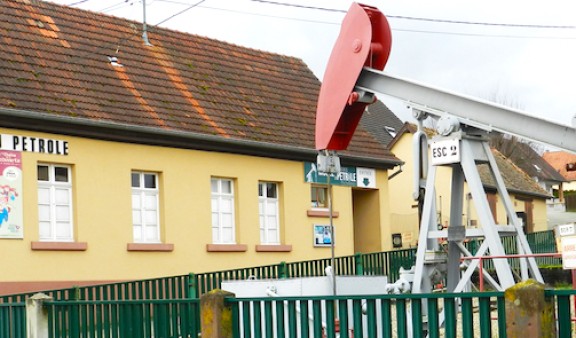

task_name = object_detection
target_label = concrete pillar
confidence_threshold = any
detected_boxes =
[26,293,52,338]
[200,289,235,338]
[505,279,556,338]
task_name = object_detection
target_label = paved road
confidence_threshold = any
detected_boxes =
[548,210,576,229]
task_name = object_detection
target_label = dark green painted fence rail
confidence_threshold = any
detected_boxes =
[45,298,200,338]
[229,289,576,338]
[39,289,576,337]
[0,230,561,338]
[229,292,507,338]
[0,303,25,338]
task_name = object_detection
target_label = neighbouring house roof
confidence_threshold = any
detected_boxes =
[543,151,576,182]
[359,100,404,146]
[0,0,400,169]
[490,136,566,183]
[479,150,551,199]
[385,122,551,199]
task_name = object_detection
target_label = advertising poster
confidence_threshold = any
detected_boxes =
[314,225,333,247]
[0,150,23,238]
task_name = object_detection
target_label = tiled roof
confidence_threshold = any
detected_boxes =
[543,151,576,182]
[0,0,399,166]
[479,149,551,198]
[490,136,565,183]
[359,100,404,146]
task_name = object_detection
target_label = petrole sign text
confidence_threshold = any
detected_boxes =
[1,134,69,155]
[304,162,376,188]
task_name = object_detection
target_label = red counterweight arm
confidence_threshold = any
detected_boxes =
[315,3,392,151]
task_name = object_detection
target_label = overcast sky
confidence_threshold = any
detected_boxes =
[47,0,576,126]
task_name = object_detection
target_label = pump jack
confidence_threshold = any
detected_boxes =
[315,2,576,295]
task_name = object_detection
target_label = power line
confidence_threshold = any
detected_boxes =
[67,0,92,6]
[155,0,206,25]
[247,0,576,30]
[99,0,136,13]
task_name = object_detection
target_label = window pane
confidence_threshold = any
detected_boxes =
[258,183,264,197]
[131,173,140,188]
[39,221,51,239]
[133,225,142,241]
[144,174,156,189]
[267,183,277,198]
[132,210,142,224]
[38,188,50,204]
[38,205,51,221]
[54,167,69,182]
[55,205,70,221]
[37,165,49,181]
[221,180,231,194]
[145,225,159,242]
[55,221,72,238]
[220,199,233,212]
[144,210,157,224]
[211,179,218,193]
[144,195,157,209]
[312,186,328,208]
[132,194,141,209]
[222,228,234,243]
[55,188,70,204]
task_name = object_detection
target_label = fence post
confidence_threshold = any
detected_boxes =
[188,273,197,298]
[355,252,364,275]
[279,261,287,279]
[505,279,556,338]
[26,293,52,338]
[200,289,235,338]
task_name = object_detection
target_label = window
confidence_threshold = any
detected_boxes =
[259,182,279,244]
[211,178,235,244]
[38,164,73,241]
[311,185,328,209]
[132,172,160,243]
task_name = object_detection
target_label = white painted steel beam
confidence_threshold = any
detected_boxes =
[356,68,576,153]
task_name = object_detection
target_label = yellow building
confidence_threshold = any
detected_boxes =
[385,123,551,249]
[0,1,401,294]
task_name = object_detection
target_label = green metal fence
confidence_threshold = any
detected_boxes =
[0,302,25,338]
[45,298,200,338]
[228,289,575,338]
[0,274,193,304]
[0,229,563,338]
[28,288,576,337]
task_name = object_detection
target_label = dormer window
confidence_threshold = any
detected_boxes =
[384,126,396,137]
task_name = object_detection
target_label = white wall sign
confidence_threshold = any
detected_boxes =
[557,223,575,237]
[1,134,69,155]
[430,138,460,165]
[561,235,576,269]
[356,167,376,188]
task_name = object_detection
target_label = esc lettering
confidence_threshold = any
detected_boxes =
[432,145,458,158]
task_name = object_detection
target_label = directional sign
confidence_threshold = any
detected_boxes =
[357,167,376,188]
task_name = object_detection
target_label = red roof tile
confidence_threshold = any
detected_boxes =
[0,0,399,165]
[543,151,576,181]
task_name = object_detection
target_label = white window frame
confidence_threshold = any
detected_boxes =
[211,178,236,244]
[37,164,73,242]
[131,171,161,243]
[259,182,279,244]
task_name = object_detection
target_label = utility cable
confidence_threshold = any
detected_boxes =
[154,0,206,25]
